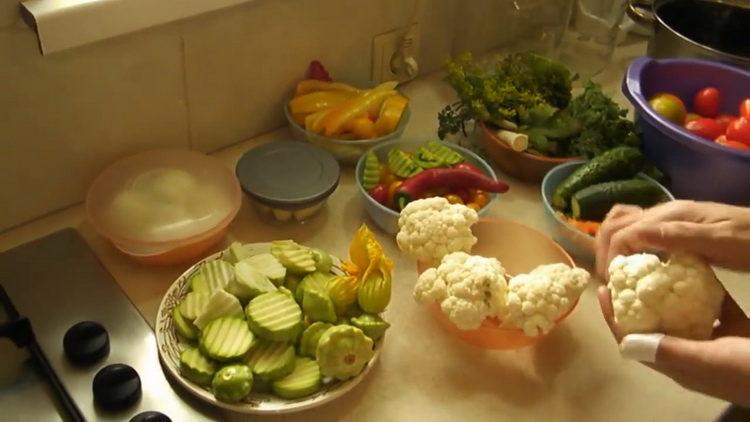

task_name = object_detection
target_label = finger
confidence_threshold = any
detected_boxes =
[597,286,624,342]
[595,205,643,278]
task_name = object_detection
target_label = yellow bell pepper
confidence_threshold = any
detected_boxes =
[288,91,354,115]
[321,82,399,137]
[373,95,408,136]
[347,116,377,140]
[292,112,308,126]
[304,109,330,133]
[294,79,360,96]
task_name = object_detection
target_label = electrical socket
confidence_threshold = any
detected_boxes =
[371,24,420,84]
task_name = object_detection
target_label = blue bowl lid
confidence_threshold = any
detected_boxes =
[235,141,340,208]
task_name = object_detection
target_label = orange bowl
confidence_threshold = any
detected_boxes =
[418,218,578,350]
[479,121,580,183]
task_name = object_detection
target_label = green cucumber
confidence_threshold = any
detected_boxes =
[178,292,211,321]
[242,253,286,284]
[271,241,317,274]
[193,290,244,329]
[199,317,255,361]
[361,151,382,190]
[180,346,217,387]
[571,179,665,221]
[227,261,277,302]
[245,291,303,343]
[191,260,235,294]
[271,358,322,399]
[298,322,334,358]
[172,306,199,341]
[350,313,390,340]
[387,149,422,178]
[551,146,645,211]
[425,141,464,166]
[246,340,296,381]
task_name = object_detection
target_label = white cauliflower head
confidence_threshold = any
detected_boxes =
[413,252,507,330]
[501,264,590,336]
[396,197,478,262]
[607,253,725,340]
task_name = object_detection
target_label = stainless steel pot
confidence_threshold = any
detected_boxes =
[628,0,750,68]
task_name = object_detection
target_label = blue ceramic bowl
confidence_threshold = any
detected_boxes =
[356,140,498,234]
[623,56,750,205]
[541,161,675,262]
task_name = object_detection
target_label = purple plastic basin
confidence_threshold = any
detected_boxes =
[623,56,750,205]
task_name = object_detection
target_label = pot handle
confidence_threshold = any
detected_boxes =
[627,0,656,25]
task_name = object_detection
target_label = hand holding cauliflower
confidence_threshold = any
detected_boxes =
[414,253,590,335]
[607,253,725,340]
[396,197,478,263]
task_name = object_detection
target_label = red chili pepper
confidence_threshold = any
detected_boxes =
[453,162,484,175]
[394,168,509,210]
[307,60,332,82]
[368,184,388,205]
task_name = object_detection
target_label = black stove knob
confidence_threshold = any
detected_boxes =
[129,411,171,422]
[63,321,109,365]
[92,363,141,411]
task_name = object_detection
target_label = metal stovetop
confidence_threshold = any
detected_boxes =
[0,229,219,421]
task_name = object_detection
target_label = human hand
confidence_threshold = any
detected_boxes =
[598,286,750,406]
[595,200,750,278]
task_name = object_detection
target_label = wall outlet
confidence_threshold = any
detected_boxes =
[372,24,420,84]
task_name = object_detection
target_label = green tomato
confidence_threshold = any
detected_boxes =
[212,365,253,403]
[649,93,687,124]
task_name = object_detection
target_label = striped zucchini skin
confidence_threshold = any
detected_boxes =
[270,241,317,274]
[173,306,199,341]
[272,357,321,399]
[180,347,217,387]
[425,141,464,165]
[246,291,303,342]
[179,292,211,321]
[246,340,296,380]
[192,260,235,294]
[199,317,255,361]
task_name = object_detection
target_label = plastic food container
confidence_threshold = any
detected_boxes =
[86,149,241,265]
[284,96,411,165]
[235,141,340,223]
[417,218,578,350]
[355,139,499,235]
[623,56,750,205]
[540,160,674,263]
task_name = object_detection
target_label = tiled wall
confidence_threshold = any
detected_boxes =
[0,0,557,231]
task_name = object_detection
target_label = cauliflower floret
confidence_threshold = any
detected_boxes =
[413,252,507,330]
[608,253,725,340]
[396,197,478,262]
[502,264,590,337]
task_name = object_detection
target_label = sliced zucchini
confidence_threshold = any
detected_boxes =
[425,141,465,166]
[225,242,266,264]
[295,271,332,304]
[272,358,322,399]
[298,322,334,358]
[242,253,287,285]
[360,151,381,190]
[271,241,316,274]
[245,291,303,343]
[199,317,255,361]
[227,261,277,302]
[193,290,244,329]
[310,248,333,273]
[302,288,337,323]
[180,346,217,387]
[350,313,390,340]
[387,149,422,178]
[178,291,211,321]
[191,260,235,294]
[246,340,296,381]
[173,306,199,341]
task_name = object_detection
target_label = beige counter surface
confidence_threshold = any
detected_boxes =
[1,40,744,421]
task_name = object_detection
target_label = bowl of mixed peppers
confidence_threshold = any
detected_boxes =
[285,61,411,165]
[356,140,509,234]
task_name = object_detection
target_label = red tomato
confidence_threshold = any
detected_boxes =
[716,136,750,151]
[716,114,738,133]
[693,87,721,117]
[740,98,750,118]
[685,118,723,140]
[726,117,750,145]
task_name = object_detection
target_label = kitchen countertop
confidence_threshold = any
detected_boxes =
[1,39,745,421]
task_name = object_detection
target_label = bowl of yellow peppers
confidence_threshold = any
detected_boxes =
[285,66,411,165]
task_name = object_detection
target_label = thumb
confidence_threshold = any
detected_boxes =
[619,333,707,366]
